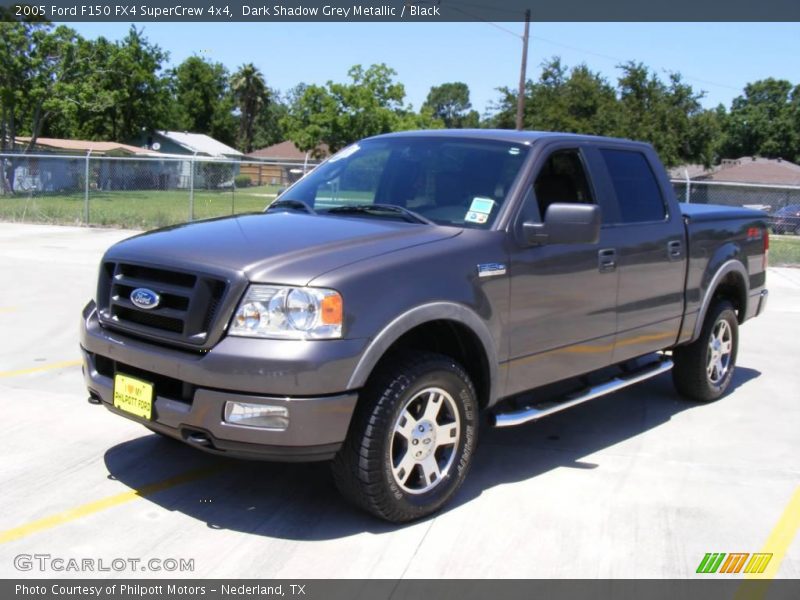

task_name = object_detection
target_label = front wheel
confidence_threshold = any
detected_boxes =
[332,352,479,522]
[672,300,739,402]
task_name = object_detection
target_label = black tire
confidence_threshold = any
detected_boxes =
[332,351,479,523]
[672,300,738,402]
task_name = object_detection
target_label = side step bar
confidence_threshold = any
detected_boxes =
[491,358,673,428]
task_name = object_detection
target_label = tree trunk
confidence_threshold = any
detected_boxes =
[26,104,50,152]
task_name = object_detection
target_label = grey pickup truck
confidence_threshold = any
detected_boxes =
[80,130,769,522]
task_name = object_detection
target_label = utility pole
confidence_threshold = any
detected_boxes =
[515,9,531,131]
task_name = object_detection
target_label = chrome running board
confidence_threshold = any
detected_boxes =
[491,359,673,428]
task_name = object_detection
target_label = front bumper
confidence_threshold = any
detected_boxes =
[80,302,361,462]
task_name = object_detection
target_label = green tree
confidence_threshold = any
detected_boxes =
[231,63,268,152]
[722,78,799,161]
[283,64,438,154]
[489,58,711,167]
[687,105,727,168]
[0,20,91,192]
[103,27,172,142]
[251,88,289,150]
[0,21,84,152]
[560,64,619,135]
[616,63,706,166]
[51,26,172,143]
[423,82,479,128]
[170,56,236,146]
[489,58,618,136]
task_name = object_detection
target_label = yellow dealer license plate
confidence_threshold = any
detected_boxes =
[113,374,153,420]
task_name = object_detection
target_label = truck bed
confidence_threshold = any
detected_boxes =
[680,202,766,223]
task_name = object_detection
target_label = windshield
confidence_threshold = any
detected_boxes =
[274,137,531,228]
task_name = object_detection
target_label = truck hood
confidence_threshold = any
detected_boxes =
[105,212,461,285]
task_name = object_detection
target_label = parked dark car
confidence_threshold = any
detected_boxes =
[770,203,800,234]
[80,130,769,522]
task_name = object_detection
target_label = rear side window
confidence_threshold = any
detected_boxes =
[600,149,666,223]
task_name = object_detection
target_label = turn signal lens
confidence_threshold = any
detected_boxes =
[321,293,343,325]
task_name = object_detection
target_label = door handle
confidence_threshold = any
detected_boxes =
[667,240,683,260]
[598,248,617,273]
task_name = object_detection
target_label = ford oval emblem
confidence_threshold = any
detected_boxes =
[130,288,160,310]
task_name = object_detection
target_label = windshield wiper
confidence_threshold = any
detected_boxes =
[325,204,433,225]
[266,199,317,215]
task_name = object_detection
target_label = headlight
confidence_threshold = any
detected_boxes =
[229,285,343,339]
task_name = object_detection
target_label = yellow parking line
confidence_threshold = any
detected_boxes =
[745,485,800,579]
[0,465,223,545]
[0,359,82,379]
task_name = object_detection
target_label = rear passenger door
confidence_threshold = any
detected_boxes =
[597,146,687,362]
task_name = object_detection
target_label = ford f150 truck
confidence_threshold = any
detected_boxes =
[80,130,769,522]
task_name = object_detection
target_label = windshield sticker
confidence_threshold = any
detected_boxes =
[509,147,521,155]
[465,211,489,224]
[469,197,495,215]
[328,144,360,163]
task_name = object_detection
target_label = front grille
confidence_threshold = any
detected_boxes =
[97,261,229,349]
[114,306,184,333]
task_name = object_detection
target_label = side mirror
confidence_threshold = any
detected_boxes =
[522,203,601,246]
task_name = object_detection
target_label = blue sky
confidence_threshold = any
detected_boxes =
[70,22,800,115]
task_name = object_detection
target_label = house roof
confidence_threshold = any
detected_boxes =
[695,157,800,186]
[247,140,328,161]
[16,137,161,156]
[157,131,242,158]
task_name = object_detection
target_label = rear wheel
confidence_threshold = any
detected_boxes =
[332,352,479,522]
[672,300,738,402]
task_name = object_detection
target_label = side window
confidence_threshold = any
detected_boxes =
[533,150,594,220]
[600,149,666,223]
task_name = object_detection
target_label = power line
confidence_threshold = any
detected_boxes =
[449,1,528,17]
[529,34,743,92]
[445,3,745,94]
[447,7,522,39]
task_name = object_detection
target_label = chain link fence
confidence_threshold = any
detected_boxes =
[0,152,320,229]
[671,179,800,235]
[2,153,799,234]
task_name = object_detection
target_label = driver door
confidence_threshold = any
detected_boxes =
[505,145,621,396]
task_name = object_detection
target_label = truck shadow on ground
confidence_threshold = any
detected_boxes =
[103,367,760,540]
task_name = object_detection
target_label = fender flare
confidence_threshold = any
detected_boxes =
[346,302,501,405]
[692,259,749,341]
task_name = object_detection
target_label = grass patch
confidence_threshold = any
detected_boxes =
[770,235,800,267]
[0,185,282,229]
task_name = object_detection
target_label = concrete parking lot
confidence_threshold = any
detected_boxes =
[0,222,798,579]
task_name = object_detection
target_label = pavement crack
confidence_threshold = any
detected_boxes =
[393,517,436,587]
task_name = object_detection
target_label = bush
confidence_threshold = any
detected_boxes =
[234,175,252,188]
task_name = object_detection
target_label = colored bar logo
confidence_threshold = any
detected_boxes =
[696,553,772,574]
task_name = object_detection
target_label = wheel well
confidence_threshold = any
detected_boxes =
[368,320,491,409]
[713,271,747,323]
